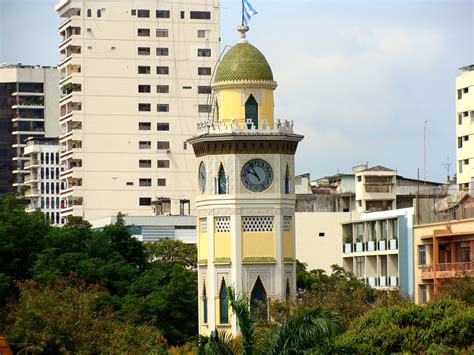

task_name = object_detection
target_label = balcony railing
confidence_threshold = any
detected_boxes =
[421,262,473,279]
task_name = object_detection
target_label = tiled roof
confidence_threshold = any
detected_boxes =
[214,42,274,83]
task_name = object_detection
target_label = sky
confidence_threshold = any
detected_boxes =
[0,0,472,183]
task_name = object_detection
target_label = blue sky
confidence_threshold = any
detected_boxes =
[1,0,472,182]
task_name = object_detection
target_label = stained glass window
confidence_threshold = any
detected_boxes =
[245,95,258,129]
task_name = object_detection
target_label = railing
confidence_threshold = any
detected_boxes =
[196,118,297,135]
[436,262,473,272]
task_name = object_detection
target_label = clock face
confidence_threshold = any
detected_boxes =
[241,159,273,192]
[199,162,206,193]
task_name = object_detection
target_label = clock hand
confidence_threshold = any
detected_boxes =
[250,166,261,182]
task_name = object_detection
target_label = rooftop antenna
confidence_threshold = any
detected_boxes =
[423,120,428,197]
[442,156,451,183]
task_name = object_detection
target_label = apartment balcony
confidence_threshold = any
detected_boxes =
[59,70,82,86]
[55,0,81,19]
[60,130,82,144]
[24,159,40,169]
[11,116,45,123]
[59,85,82,104]
[24,188,40,198]
[60,102,82,121]
[24,174,39,184]
[11,129,45,136]
[59,34,81,54]
[11,91,44,97]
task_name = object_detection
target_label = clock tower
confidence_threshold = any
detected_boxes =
[189,26,303,336]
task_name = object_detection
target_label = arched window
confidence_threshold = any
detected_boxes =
[250,276,268,321]
[214,99,219,121]
[286,278,291,300]
[219,279,228,324]
[284,165,291,194]
[87,9,92,17]
[245,95,258,129]
[202,282,208,324]
[97,9,102,17]
[218,164,226,194]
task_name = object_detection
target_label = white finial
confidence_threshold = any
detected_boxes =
[237,25,249,43]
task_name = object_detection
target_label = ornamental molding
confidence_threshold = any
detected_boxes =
[240,89,262,106]
[215,271,231,294]
[241,207,275,215]
[198,209,214,217]
[213,208,234,216]
[212,80,277,91]
[243,265,274,295]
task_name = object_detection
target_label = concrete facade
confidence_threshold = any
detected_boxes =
[55,0,220,221]
[456,65,474,192]
[0,65,60,194]
[23,137,63,225]
[295,212,360,273]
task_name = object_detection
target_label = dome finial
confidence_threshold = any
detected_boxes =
[237,25,249,43]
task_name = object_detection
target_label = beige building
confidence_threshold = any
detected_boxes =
[0,65,60,194]
[55,0,220,220]
[456,65,474,192]
[295,212,359,273]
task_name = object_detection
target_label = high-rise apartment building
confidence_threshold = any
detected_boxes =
[456,65,474,192]
[55,0,220,220]
[23,137,63,225]
[0,65,60,195]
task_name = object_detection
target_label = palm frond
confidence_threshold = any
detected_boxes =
[197,329,237,355]
[227,286,255,355]
[268,307,341,354]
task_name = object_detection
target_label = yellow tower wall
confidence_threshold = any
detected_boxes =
[216,87,275,128]
[214,231,231,259]
[241,231,275,258]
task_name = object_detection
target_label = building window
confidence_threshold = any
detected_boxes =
[157,141,170,150]
[157,178,166,186]
[250,277,268,321]
[137,28,150,36]
[137,9,150,18]
[157,104,169,112]
[198,48,211,57]
[138,66,151,74]
[139,141,151,149]
[157,160,170,168]
[157,85,169,93]
[463,87,469,94]
[139,197,152,206]
[157,66,169,75]
[215,216,231,232]
[284,165,290,194]
[198,104,212,113]
[218,164,227,194]
[198,67,211,76]
[198,86,211,94]
[458,89,462,100]
[219,279,228,324]
[242,216,274,232]
[202,283,208,324]
[138,47,150,55]
[157,122,170,131]
[139,160,151,168]
[87,9,92,17]
[156,29,168,37]
[459,160,463,174]
[156,9,170,18]
[138,85,151,93]
[97,9,102,17]
[139,178,152,187]
[245,94,258,128]
[197,30,206,38]
[138,103,151,112]
[420,285,428,304]
[356,256,364,277]
[190,11,211,19]
[183,142,187,150]
[418,245,426,266]
[131,9,136,15]
[139,122,151,130]
[156,47,169,56]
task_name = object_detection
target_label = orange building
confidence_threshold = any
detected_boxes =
[413,211,474,304]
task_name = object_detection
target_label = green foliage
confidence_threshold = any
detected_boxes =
[146,238,197,269]
[334,298,474,353]
[227,287,255,355]
[2,278,165,353]
[436,274,474,304]
[0,193,51,305]
[296,263,381,329]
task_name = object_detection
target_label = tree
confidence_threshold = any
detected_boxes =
[121,239,198,345]
[334,298,474,353]
[0,193,51,305]
[145,238,197,269]
[2,278,165,353]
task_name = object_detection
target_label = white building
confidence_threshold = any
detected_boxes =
[0,65,60,195]
[23,137,63,225]
[456,65,474,192]
[55,0,220,221]
[341,208,415,297]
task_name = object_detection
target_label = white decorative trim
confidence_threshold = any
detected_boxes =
[241,207,275,215]
[211,80,278,90]
[243,265,274,295]
[241,89,262,106]
[216,271,231,294]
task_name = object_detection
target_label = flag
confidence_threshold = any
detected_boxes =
[242,0,257,25]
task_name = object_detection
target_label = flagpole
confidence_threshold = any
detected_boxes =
[241,0,244,26]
